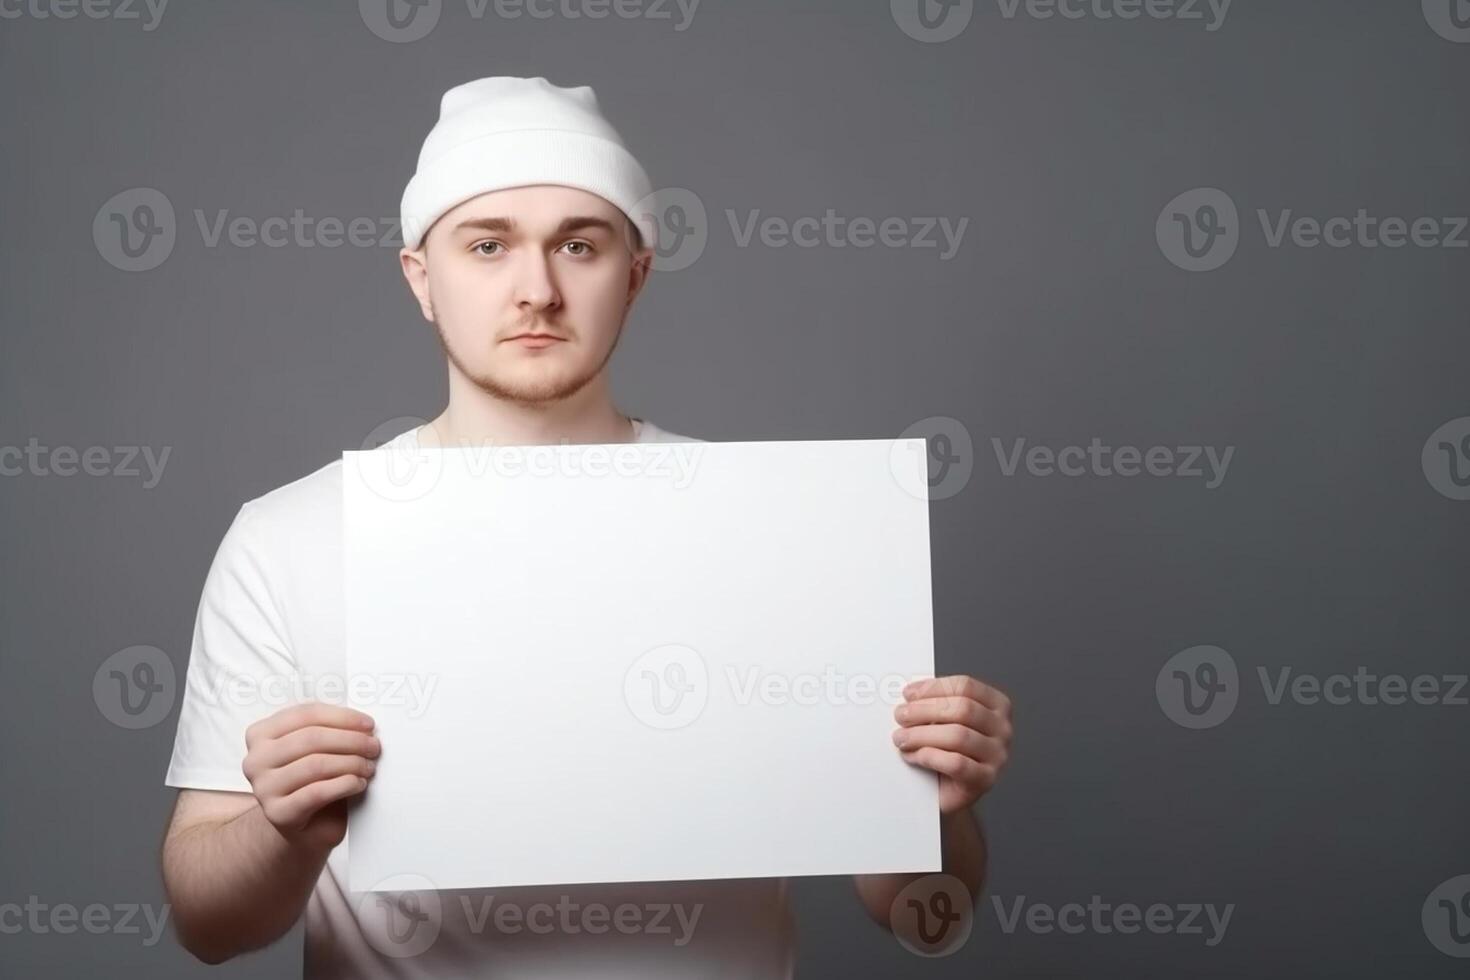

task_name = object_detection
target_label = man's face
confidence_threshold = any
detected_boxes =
[400,185,651,405]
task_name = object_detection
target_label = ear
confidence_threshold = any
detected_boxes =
[399,244,435,322]
[624,245,654,311]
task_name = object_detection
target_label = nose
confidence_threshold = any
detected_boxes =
[513,249,561,314]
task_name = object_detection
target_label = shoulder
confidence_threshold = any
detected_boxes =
[233,424,419,550]
[237,455,344,542]
[243,423,420,527]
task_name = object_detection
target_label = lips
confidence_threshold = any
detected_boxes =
[506,333,565,349]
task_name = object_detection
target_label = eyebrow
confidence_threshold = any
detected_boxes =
[451,215,620,237]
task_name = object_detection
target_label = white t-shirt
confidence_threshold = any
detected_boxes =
[164,419,796,979]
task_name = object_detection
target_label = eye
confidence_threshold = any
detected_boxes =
[473,240,503,257]
[560,240,594,257]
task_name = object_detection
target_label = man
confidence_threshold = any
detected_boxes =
[159,75,1013,977]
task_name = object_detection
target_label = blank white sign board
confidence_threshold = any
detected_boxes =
[343,437,940,892]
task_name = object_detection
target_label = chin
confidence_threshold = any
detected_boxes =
[476,362,595,404]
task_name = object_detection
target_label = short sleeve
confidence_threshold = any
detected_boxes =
[164,501,297,792]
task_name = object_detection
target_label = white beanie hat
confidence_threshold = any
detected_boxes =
[400,76,656,252]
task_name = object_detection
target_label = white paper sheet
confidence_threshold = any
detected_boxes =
[343,436,940,892]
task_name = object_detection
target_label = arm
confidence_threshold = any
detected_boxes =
[161,790,332,963]
[159,703,379,964]
[852,674,1013,931]
[852,807,988,929]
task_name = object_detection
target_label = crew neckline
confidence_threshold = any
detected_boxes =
[404,416,648,448]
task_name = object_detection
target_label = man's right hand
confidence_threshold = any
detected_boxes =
[242,702,380,852]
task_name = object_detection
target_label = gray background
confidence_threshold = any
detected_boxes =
[2,0,1467,976]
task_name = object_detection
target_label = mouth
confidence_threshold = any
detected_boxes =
[504,333,567,349]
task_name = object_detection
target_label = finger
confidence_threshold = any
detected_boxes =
[895,697,1009,738]
[260,752,378,799]
[246,702,376,746]
[898,745,990,787]
[892,723,1006,764]
[268,773,370,831]
[249,726,381,774]
[902,675,978,703]
[904,675,1011,716]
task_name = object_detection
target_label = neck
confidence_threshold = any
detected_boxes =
[422,370,634,448]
